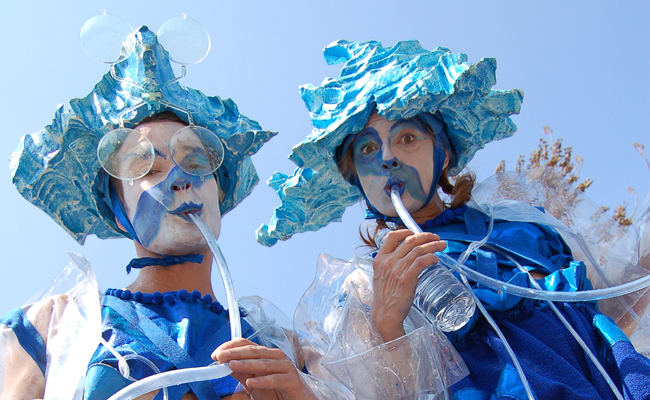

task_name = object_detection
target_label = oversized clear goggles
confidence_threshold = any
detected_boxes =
[97,103,224,183]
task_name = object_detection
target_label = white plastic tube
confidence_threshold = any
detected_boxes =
[107,364,232,400]
[188,212,242,339]
[106,210,241,400]
[390,190,626,399]
[391,188,650,302]
[439,248,650,301]
[134,187,242,338]
[500,247,624,400]
[459,272,536,400]
[387,188,476,331]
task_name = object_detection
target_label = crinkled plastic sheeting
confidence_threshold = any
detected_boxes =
[0,253,101,399]
[473,169,650,356]
[239,296,351,399]
[295,254,468,399]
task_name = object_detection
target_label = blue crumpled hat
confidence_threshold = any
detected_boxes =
[10,26,276,245]
[257,40,523,246]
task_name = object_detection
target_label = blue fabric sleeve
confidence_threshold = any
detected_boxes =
[593,314,650,400]
[610,341,650,400]
[0,307,47,375]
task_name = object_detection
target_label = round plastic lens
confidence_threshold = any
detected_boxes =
[170,126,224,177]
[80,13,134,64]
[98,128,155,180]
[157,16,211,65]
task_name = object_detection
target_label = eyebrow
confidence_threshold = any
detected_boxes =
[179,143,206,152]
[120,148,167,166]
[356,126,381,140]
[389,119,426,135]
[122,152,146,163]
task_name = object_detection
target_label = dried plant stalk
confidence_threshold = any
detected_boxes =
[496,127,647,227]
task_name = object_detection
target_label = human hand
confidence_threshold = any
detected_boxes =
[213,338,309,400]
[371,229,447,341]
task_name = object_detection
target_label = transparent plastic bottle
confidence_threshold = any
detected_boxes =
[376,228,476,332]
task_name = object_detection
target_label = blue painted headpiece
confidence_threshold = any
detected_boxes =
[10,26,276,244]
[256,40,522,246]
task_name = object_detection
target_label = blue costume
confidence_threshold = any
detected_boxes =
[87,290,256,399]
[432,207,650,399]
[258,40,650,399]
[1,287,255,399]
[2,17,281,399]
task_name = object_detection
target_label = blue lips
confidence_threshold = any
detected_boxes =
[170,202,204,220]
[384,177,406,197]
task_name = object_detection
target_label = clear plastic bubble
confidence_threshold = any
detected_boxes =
[80,12,134,64]
[170,126,224,177]
[98,128,155,180]
[157,15,211,65]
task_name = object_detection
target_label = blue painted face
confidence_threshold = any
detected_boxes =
[132,166,211,248]
[119,121,221,256]
[353,114,435,216]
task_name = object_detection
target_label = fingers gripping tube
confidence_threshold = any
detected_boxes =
[382,186,476,332]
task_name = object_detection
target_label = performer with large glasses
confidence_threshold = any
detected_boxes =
[1,14,329,400]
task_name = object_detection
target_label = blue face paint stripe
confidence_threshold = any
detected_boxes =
[154,148,168,160]
[353,127,384,177]
[132,166,208,248]
[421,144,446,207]
[420,114,450,208]
[133,193,168,248]
[391,164,427,201]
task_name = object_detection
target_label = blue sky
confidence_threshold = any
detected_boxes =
[0,1,648,318]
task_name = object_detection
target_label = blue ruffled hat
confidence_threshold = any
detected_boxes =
[257,40,522,246]
[10,26,276,244]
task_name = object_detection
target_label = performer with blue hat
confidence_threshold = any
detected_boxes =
[0,16,322,400]
[259,40,650,399]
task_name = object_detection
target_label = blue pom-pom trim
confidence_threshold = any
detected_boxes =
[104,288,236,317]
[163,294,175,305]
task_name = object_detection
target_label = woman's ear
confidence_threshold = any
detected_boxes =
[444,151,450,170]
[115,217,128,233]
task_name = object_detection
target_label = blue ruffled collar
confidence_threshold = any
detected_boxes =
[104,288,235,316]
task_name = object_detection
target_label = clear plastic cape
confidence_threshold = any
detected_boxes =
[471,169,650,356]
[294,254,469,399]
[0,253,102,399]
[0,255,347,399]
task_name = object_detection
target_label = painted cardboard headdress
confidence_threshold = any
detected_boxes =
[257,40,522,246]
[10,25,275,244]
